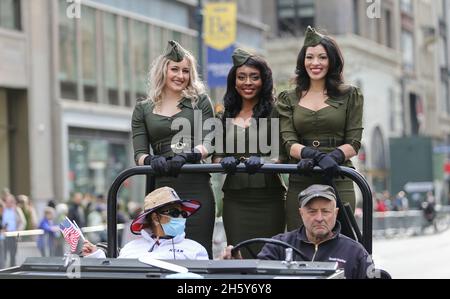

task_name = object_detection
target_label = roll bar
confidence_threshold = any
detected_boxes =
[107,165,372,258]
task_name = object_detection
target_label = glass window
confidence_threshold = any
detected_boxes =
[184,35,197,60]
[441,80,450,115]
[81,6,97,102]
[68,130,130,198]
[0,0,21,30]
[401,30,414,72]
[389,88,396,131]
[385,10,393,48]
[150,25,164,62]
[353,0,360,35]
[277,0,315,36]
[400,0,413,14]
[103,13,119,105]
[132,21,149,100]
[171,30,182,43]
[122,18,132,107]
[59,0,78,100]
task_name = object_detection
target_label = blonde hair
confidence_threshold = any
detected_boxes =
[147,49,206,109]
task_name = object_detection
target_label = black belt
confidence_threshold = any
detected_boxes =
[229,155,271,162]
[154,141,192,155]
[301,138,344,148]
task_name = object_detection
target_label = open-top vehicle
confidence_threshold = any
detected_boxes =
[0,164,389,279]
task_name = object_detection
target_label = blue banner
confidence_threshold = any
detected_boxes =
[207,45,235,88]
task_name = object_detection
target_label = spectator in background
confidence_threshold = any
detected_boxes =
[1,193,26,266]
[422,191,437,232]
[116,201,129,246]
[0,201,5,269]
[87,199,106,244]
[37,207,59,257]
[393,191,409,211]
[381,191,392,211]
[375,198,387,212]
[121,201,142,247]
[17,195,38,230]
[47,199,57,209]
[68,192,86,228]
[54,203,69,256]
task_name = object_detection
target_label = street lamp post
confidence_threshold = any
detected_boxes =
[196,0,204,79]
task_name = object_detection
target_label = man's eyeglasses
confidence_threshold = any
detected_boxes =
[158,208,188,218]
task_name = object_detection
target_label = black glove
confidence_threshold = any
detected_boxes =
[297,158,315,176]
[167,155,186,177]
[184,148,203,163]
[167,148,202,177]
[327,148,346,164]
[301,147,339,178]
[244,156,263,175]
[144,155,169,176]
[220,156,240,174]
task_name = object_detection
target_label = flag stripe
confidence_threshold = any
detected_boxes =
[59,219,81,253]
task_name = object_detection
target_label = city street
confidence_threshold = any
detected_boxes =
[373,228,450,278]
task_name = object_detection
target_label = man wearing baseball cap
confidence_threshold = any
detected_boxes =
[82,187,208,260]
[223,184,374,279]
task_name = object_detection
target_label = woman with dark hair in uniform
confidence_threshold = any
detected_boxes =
[277,26,364,230]
[214,48,286,257]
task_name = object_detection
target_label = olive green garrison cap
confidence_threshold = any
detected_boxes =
[232,48,253,67]
[303,26,324,47]
[164,40,186,62]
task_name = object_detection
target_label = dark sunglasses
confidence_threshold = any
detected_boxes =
[158,208,188,218]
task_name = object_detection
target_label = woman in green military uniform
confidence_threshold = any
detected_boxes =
[277,27,364,231]
[131,41,215,257]
[213,49,286,257]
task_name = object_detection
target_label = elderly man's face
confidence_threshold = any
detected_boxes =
[300,198,339,242]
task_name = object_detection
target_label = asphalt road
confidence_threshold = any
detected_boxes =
[373,228,450,278]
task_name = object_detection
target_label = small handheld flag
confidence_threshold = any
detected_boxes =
[59,218,81,253]
[72,220,85,242]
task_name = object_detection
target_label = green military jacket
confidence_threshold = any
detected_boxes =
[276,86,364,166]
[215,108,287,190]
[131,94,214,163]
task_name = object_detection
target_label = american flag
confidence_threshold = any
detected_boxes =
[59,218,81,253]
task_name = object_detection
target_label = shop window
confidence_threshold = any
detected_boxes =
[81,6,97,103]
[103,13,119,105]
[122,18,132,107]
[59,0,78,100]
[68,130,130,197]
[0,0,21,30]
[132,20,149,101]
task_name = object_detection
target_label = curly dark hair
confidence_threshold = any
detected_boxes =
[295,35,351,98]
[222,56,275,122]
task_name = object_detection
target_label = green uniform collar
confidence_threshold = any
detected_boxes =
[291,88,344,108]
[164,40,186,62]
[303,26,324,47]
[177,97,194,109]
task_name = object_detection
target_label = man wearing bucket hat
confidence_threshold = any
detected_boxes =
[82,187,208,260]
[222,184,374,279]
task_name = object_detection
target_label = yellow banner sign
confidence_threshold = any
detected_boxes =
[204,2,237,50]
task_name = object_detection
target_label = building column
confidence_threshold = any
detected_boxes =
[25,0,55,211]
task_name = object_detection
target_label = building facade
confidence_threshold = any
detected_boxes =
[264,0,449,200]
[0,0,268,211]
